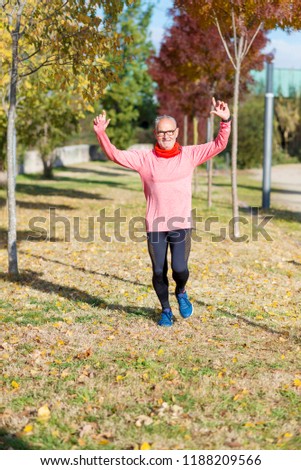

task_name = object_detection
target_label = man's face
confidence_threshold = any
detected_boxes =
[155,118,179,150]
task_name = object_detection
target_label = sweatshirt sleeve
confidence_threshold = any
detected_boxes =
[95,128,144,172]
[188,121,231,168]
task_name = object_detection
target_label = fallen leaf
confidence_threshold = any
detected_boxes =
[135,415,153,427]
[37,404,51,422]
[140,442,151,450]
[293,378,301,388]
[116,374,127,382]
[75,348,92,360]
[80,423,97,437]
[98,439,109,445]
[22,424,33,434]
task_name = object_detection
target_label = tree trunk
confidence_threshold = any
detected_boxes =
[183,114,188,146]
[41,123,54,179]
[6,28,20,276]
[193,115,199,194]
[231,40,243,239]
[207,111,215,208]
[42,158,54,179]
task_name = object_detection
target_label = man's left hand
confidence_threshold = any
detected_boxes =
[210,97,231,121]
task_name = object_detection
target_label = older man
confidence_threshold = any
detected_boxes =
[94,98,231,326]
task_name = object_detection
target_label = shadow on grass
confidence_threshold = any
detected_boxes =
[214,182,301,196]
[16,183,111,201]
[0,229,61,248]
[55,165,135,177]
[267,207,301,223]
[195,299,301,344]
[239,207,301,224]
[0,270,158,324]
[0,428,32,450]
[288,260,301,267]
[19,251,150,288]
[37,176,128,188]
[16,200,75,211]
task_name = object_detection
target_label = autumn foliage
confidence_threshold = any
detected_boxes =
[148,7,270,144]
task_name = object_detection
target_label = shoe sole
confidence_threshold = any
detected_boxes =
[180,304,194,319]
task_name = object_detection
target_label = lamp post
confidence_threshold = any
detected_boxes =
[262,61,274,210]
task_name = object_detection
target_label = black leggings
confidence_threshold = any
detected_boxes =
[147,229,192,310]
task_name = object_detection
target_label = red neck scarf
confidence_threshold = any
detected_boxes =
[154,142,182,158]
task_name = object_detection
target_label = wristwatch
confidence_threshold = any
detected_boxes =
[222,115,232,122]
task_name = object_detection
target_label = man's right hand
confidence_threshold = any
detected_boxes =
[93,110,111,133]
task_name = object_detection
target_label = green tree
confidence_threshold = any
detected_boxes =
[1,0,130,276]
[274,93,300,155]
[237,95,264,169]
[17,75,89,179]
[101,0,156,149]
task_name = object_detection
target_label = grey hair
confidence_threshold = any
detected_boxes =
[154,115,178,130]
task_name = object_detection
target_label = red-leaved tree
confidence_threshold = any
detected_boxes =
[174,0,299,238]
[149,7,269,205]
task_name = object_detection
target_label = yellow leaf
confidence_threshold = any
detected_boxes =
[218,368,227,378]
[232,357,238,363]
[293,378,301,388]
[157,349,164,356]
[244,422,255,427]
[99,439,109,445]
[116,375,126,382]
[284,432,293,438]
[140,442,151,450]
[23,424,33,434]
[11,380,20,389]
[37,404,51,422]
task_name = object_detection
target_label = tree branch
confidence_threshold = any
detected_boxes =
[214,13,236,70]
[19,57,76,77]
[243,22,263,59]
[231,8,238,61]
[17,1,69,37]
[19,47,41,62]
[19,0,42,36]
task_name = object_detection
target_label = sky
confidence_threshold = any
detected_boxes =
[150,0,301,70]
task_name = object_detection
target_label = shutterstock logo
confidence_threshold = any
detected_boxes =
[27,207,273,243]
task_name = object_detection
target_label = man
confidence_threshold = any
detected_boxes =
[94,98,231,326]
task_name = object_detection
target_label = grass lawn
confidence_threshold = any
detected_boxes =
[0,161,300,450]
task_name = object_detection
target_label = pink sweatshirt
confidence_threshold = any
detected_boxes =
[95,121,231,232]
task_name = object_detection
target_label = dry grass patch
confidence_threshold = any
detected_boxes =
[0,162,301,450]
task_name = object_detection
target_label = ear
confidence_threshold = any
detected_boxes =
[175,128,179,139]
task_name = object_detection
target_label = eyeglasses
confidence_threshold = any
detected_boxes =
[156,129,177,137]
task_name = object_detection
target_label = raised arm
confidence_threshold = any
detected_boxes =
[93,111,144,171]
[189,98,231,167]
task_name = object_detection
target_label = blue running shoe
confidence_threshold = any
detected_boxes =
[158,308,173,327]
[176,291,193,319]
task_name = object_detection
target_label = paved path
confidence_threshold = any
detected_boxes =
[247,163,301,213]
